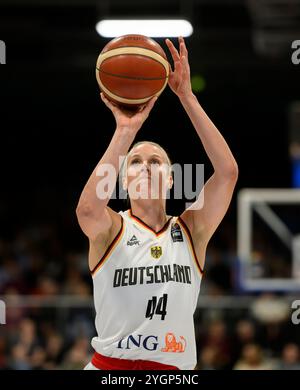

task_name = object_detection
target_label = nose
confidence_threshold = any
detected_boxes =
[141,162,150,173]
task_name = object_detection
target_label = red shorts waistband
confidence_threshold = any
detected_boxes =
[91,352,179,370]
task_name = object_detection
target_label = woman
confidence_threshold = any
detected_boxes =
[76,37,238,370]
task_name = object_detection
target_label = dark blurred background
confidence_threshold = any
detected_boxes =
[1,0,300,370]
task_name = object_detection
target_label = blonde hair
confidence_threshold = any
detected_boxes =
[120,140,172,194]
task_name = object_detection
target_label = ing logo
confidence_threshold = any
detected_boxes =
[117,334,159,351]
[0,40,6,64]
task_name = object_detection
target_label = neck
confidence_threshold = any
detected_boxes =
[130,200,168,232]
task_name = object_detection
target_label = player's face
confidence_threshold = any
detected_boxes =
[125,144,171,200]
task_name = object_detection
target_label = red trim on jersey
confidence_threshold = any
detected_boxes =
[129,209,172,236]
[91,352,179,370]
[91,217,124,276]
[177,216,204,275]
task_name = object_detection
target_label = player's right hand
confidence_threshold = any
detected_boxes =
[100,93,157,135]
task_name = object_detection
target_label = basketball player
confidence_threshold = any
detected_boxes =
[76,37,238,370]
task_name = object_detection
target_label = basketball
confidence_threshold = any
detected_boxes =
[96,34,170,110]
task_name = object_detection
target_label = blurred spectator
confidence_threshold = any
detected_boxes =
[231,319,257,365]
[251,294,291,355]
[0,257,25,294]
[17,318,39,352]
[8,344,31,370]
[234,344,274,370]
[277,344,300,370]
[30,346,47,370]
[62,267,91,296]
[32,276,60,296]
[201,319,232,369]
[196,346,219,370]
[44,333,65,369]
[3,287,28,331]
[59,337,91,370]
[236,320,256,344]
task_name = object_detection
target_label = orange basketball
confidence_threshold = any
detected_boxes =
[96,34,170,110]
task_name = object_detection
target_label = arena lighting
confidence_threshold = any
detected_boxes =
[95,19,193,38]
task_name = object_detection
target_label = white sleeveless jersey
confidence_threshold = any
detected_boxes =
[90,209,204,370]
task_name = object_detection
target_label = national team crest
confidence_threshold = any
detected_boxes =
[151,246,162,259]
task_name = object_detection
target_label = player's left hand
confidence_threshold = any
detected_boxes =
[165,37,192,99]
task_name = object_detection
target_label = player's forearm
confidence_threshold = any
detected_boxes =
[180,92,238,177]
[76,128,135,214]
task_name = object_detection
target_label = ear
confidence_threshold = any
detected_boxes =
[168,175,173,189]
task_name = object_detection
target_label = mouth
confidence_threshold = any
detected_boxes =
[138,174,151,180]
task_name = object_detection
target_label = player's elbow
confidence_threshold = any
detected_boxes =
[76,202,93,220]
[226,162,239,180]
[217,161,239,182]
[75,204,96,239]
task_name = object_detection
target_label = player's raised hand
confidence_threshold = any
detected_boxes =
[100,93,157,135]
[165,37,192,99]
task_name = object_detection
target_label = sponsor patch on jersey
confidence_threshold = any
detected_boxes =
[151,246,162,259]
[116,332,187,353]
[161,332,186,353]
[171,223,183,242]
[127,235,140,246]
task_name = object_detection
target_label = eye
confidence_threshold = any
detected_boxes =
[131,158,142,165]
[149,158,160,165]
